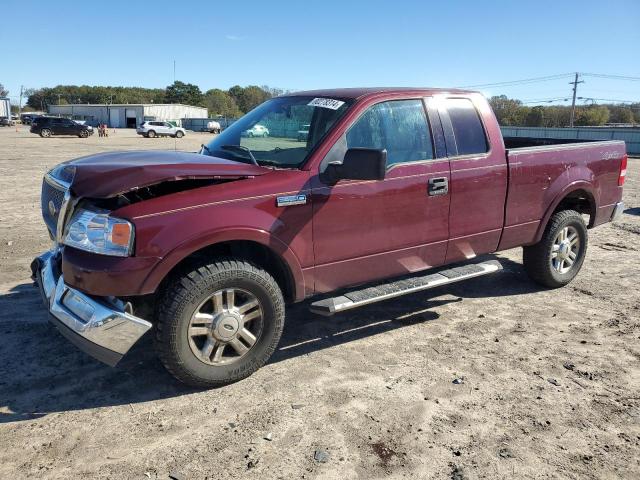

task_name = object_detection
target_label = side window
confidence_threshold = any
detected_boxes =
[346,99,433,166]
[444,98,488,155]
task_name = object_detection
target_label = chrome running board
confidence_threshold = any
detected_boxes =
[309,260,502,316]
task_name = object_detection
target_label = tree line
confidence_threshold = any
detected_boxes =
[22,82,289,118]
[489,95,639,127]
[11,82,640,126]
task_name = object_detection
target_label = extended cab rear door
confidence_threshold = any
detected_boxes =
[435,95,508,262]
[310,97,451,293]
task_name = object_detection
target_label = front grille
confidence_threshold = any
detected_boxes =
[41,179,66,237]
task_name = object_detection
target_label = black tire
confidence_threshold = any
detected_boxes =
[40,128,51,138]
[154,258,285,388]
[79,130,89,138]
[523,210,588,288]
[175,131,184,138]
[147,130,156,138]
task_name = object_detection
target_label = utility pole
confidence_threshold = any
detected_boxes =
[569,72,584,127]
[173,60,176,83]
[18,85,23,117]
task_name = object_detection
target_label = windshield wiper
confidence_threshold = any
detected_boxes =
[220,145,259,166]
[200,144,212,155]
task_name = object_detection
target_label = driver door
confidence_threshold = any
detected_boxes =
[310,98,451,293]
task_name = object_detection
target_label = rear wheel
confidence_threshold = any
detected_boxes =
[154,258,285,387]
[40,128,51,138]
[147,130,156,138]
[523,210,588,288]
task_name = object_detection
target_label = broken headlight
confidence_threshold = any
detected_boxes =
[63,208,134,257]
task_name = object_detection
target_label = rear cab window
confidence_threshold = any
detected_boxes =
[442,98,488,156]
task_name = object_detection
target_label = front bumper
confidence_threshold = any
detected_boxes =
[31,250,152,366]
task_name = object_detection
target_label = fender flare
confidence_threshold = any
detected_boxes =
[140,228,306,301]
[533,180,597,243]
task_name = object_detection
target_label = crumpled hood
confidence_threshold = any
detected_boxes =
[66,150,270,198]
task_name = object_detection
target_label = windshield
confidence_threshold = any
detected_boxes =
[201,96,352,168]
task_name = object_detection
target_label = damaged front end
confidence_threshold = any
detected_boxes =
[31,250,152,366]
[33,151,267,365]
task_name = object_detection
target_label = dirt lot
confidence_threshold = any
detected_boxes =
[0,126,638,479]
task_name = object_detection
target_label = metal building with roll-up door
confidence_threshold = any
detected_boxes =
[47,103,208,128]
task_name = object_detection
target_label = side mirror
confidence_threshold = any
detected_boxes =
[324,148,387,183]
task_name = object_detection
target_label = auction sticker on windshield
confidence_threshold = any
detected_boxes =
[308,98,345,110]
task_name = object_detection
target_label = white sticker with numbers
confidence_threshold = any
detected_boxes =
[307,98,345,110]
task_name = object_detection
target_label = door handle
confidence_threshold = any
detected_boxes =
[428,177,448,196]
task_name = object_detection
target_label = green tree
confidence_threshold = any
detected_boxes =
[489,95,529,126]
[228,85,272,113]
[575,105,610,126]
[165,81,203,106]
[525,106,545,127]
[203,89,242,118]
[608,106,635,124]
[0,83,8,97]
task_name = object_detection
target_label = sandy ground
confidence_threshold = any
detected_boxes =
[0,126,638,480]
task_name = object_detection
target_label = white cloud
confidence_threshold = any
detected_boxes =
[225,35,244,41]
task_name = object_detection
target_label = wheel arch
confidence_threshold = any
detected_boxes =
[533,182,596,243]
[141,229,304,303]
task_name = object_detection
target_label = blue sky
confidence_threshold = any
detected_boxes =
[2,0,639,106]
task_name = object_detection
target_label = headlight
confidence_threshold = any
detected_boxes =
[63,208,134,257]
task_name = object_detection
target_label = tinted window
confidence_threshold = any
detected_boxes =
[346,99,433,166]
[445,98,488,155]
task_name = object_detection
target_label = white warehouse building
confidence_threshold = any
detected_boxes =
[47,103,208,128]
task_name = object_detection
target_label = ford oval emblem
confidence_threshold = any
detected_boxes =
[48,200,58,217]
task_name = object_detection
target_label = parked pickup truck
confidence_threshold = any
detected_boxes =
[31,88,627,387]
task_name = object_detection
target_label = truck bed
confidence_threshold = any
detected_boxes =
[498,139,626,251]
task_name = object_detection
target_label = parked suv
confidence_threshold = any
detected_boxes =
[137,121,186,138]
[30,117,94,138]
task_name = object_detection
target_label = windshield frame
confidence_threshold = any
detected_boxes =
[201,95,354,169]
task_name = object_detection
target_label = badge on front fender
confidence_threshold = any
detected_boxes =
[276,194,307,207]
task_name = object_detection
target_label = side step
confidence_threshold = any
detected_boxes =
[309,260,502,316]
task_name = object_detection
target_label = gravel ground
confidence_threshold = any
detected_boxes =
[0,126,638,479]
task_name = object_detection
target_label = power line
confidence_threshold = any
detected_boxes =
[458,73,574,88]
[582,73,640,82]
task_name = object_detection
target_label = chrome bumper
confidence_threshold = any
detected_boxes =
[611,201,625,222]
[31,250,152,366]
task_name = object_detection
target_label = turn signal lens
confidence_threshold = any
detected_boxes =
[619,154,627,186]
[111,223,132,247]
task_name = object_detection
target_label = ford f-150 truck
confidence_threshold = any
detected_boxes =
[31,88,627,387]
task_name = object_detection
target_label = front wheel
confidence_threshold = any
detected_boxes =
[175,131,184,138]
[79,130,89,138]
[40,128,51,138]
[154,259,285,387]
[523,210,588,288]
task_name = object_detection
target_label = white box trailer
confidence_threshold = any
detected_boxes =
[0,97,10,118]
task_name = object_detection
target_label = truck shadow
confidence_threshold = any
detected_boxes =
[0,256,536,424]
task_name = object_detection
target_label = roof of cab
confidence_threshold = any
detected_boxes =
[287,87,476,100]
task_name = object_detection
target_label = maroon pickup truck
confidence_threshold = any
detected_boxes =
[32,88,627,387]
